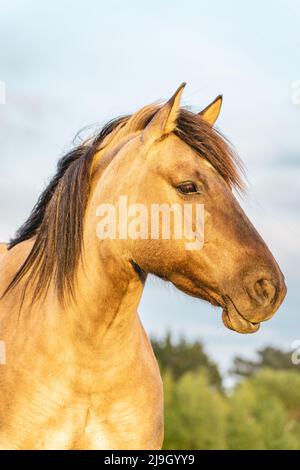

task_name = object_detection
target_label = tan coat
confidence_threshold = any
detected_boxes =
[0,85,286,449]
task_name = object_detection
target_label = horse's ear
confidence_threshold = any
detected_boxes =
[198,95,223,126]
[143,83,186,143]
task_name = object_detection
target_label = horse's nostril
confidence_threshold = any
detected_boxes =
[253,279,276,306]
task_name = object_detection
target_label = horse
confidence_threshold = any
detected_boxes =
[0,84,286,449]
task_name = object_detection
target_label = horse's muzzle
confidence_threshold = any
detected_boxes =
[221,269,287,334]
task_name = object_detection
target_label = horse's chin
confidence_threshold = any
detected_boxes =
[196,287,260,334]
[222,298,260,334]
[174,281,261,334]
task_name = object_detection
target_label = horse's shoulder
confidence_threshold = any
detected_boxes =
[0,241,35,299]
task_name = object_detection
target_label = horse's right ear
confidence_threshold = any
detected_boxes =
[143,83,186,144]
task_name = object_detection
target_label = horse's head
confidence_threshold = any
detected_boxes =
[95,84,286,334]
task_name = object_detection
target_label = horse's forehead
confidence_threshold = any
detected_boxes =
[152,134,208,166]
[154,133,193,156]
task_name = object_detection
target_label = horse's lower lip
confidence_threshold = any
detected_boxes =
[222,298,260,334]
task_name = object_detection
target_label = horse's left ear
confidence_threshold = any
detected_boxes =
[199,95,223,126]
[143,82,186,143]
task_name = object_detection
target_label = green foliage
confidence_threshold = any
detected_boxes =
[155,335,300,450]
[163,368,300,450]
[230,346,298,378]
[225,383,263,449]
[151,333,222,390]
[226,370,300,449]
[163,370,227,449]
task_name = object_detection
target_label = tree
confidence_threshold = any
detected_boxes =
[226,383,263,450]
[226,369,300,450]
[151,332,222,390]
[163,370,227,449]
[151,337,300,450]
[230,346,298,378]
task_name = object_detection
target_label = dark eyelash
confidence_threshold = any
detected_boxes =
[177,181,199,194]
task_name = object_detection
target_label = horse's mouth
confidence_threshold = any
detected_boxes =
[222,296,260,334]
[191,285,260,334]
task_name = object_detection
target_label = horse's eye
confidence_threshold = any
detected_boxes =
[177,181,198,194]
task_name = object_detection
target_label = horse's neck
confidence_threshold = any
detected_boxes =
[1,238,144,363]
[60,229,146,361]
[0,243,7,254]
[70,171,146,354]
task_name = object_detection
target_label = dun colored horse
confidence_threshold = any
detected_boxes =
[0,84,286,449]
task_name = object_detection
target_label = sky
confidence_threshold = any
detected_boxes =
[0,0,299,380]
